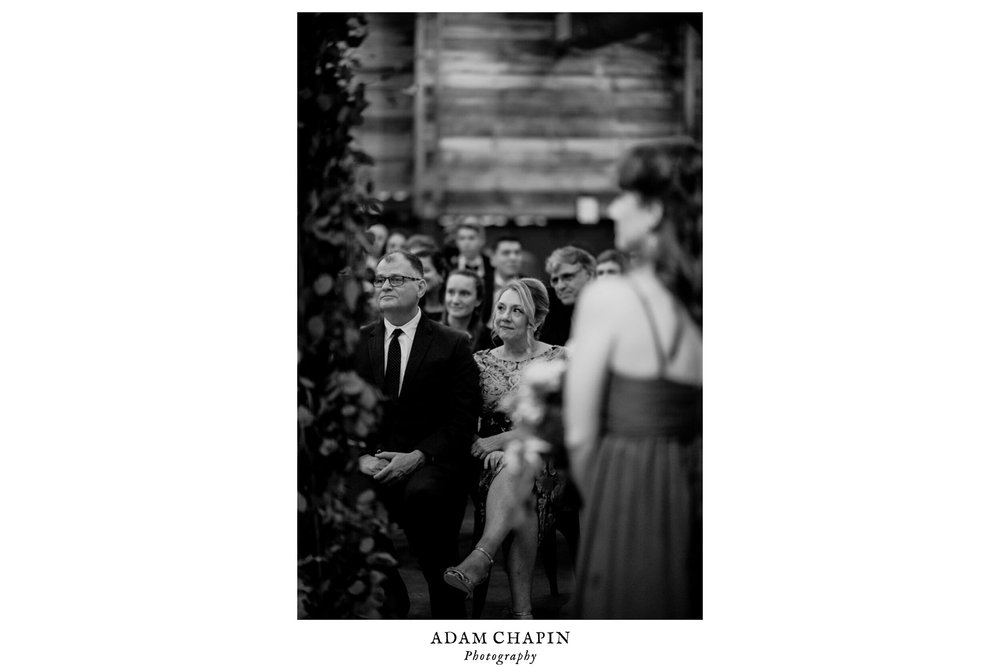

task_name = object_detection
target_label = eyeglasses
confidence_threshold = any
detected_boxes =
[550,268,583,286]
[372,274,423,288]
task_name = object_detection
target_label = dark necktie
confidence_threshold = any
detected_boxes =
[383,328,403,399]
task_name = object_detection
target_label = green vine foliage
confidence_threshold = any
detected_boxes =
[297,13,396,619]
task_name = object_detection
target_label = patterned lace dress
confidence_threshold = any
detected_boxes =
[473,345,567,539]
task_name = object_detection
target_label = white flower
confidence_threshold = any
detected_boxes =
[522,358,567,393]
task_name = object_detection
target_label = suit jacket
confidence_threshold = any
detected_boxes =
[355,314,481,467]
[538,286,575,346]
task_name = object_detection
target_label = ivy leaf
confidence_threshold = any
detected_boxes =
[347,580,365,596]
[314,274,334,296]
[366,551,397,567]
[297,406,314,427]
[317,94,332,112]
[342,280,360,310]
[308,316,325,339]
[359,536,374,554]
[352,150,375,166]
[358,385,378,410]
[298,493,307,513]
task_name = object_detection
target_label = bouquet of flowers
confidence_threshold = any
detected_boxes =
[501,356,569,477]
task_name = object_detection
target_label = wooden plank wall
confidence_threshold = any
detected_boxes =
[353,13,415,201]
[419,12,695,220]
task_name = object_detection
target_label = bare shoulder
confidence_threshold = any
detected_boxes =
[577,276,634,319]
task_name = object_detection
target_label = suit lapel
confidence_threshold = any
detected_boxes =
[369,322,386,388]
[400,317,434,398]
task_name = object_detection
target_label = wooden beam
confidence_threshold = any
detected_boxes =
[684,23,697,135]
[412,13,426,218]
[432,12,444,217]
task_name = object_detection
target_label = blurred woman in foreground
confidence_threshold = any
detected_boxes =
[565,140,703,619]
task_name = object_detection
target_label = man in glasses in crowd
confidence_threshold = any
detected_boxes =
[353,250,480,618]
[539,245,597,346]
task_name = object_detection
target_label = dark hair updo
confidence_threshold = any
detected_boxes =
[617,140,702,327]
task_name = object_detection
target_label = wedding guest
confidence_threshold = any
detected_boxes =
[538,246,596,346]
[442,269,493,353]
[402,236,448,322]
[565,140,703,619]
[353,250,480,619]
[385,228,408,254]
[487,237,524,326]
[449,221,494,325]
[443,278,566,619]
[595,249,628,277]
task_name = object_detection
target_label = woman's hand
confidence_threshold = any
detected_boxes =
[484,450,505,472]
[471,434,506,459]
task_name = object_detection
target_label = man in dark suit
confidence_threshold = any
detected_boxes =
[354,250,480,619]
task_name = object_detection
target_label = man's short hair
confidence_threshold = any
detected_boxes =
[492,235,522,252]
[378,250,424,277]
[545,245,597,277]
[455,220,484,237]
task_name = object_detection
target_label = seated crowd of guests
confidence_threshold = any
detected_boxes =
[352,141,702,620]
[364,219,622,349]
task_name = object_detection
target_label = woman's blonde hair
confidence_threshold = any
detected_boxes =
[491,278,550,340]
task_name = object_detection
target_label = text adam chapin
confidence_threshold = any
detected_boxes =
[431,631,570,665]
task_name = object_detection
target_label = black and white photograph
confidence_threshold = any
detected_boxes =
[297,12,703,621]
[6,2,1000,666]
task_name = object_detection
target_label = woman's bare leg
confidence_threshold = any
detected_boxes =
[506,505,538,616]
[451,465,535,584]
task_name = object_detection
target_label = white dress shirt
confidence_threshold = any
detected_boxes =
[382,309,422,393]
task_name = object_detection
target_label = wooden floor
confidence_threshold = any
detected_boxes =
[392,498,577,620]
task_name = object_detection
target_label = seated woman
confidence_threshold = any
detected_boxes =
[443,278,566,619]
[442,269,494,353]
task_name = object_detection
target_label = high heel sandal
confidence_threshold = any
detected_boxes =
[443,546,494,600]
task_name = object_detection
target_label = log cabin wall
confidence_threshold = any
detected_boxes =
[354,13,416,225]
[353,13,701,268]
[420,13,697,217]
